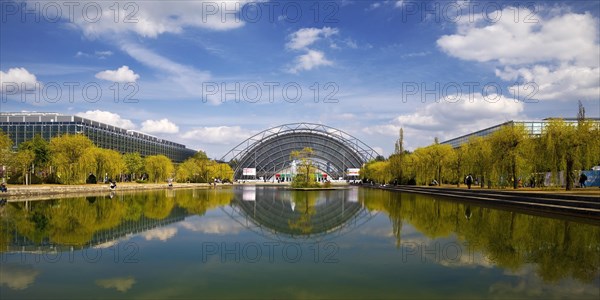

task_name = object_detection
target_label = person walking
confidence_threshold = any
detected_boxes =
[579,172,588,188]
[466,174,474,189]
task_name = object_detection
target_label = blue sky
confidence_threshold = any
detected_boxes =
[1,0,599,158]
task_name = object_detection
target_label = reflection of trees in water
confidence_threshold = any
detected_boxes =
[1,189,234,248]
[288,191,318,234]
[362,189,600,283]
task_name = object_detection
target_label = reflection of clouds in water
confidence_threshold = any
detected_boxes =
[355,226,395,238]
[489,264,599,298]
[0,264,40,290]
[94,234,135,248]
[95,276,136,292]
[142,227,178,241]
[180,217,244,235]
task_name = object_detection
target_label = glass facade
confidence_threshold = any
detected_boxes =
[0,112,197,162]
[442,118,600,148]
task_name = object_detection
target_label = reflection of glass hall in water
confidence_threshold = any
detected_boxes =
[221,186,376,242]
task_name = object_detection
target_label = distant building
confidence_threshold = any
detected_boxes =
[442,118,600,148]
[0,112,196,162]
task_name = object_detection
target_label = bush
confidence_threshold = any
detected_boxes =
[322,181,332,188]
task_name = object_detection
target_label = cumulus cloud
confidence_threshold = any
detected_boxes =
[22,1,251,38]
[142,227,178,241]
[141,119,179,134]
[0,67,38,92]
[180,217,244,234]
[76,110,137,129]
[181,126,255,145]
[437,7,600,102]
[288,50,333,73]
[364,94,524,149]
[286,27,339,50]
[0,264,40,290]
[95,276,136,292]
[95,66,140,83]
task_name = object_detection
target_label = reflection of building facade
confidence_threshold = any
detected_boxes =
[223,186,373,242]
[4,204,188,253]
[442,118,600,148]
[0,112,196,162]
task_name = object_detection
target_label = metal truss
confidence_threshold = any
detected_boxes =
[220,123,379,179]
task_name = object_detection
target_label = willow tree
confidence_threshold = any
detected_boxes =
[123,152,144,181]
[540,118,598,190]
[144,155,174,183]
[82,148,125,182]
[49,134,95,184]
[462,136,493,188]
[489,124,530,189]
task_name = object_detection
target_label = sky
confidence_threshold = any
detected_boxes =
[1,0,599,158]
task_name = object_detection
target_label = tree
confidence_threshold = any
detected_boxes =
[489,124,530,189]
[0,130,13,180]
[13,149,35,184]
[123,152,144,181]
[82,148,125,182]
[49,134,95,184]
[144,155,174,183]
[18,134,50,180]
[463,136,493,188]
[290,147,318,188]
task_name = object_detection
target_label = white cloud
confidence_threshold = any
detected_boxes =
[180,217,244,234]
[95,65,140,83]
[289,50,333,73]
[498,64,600,101]
[23,1,251,38]
[437,9,598,66]
[286,27,339,50]
[437,8,600,102]
[364,94,524,149]
[395,0,406,8]
[0,264,40,290]
[181,126,255,145]
[95,276,136,292]
[0,67,38,91]
[142,227,178,241]
[121,43,211,99]
[141,118,179,134]
[76,110,137,129]
[76,50,113,59]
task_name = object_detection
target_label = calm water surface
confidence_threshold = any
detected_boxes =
[1,186,599,299]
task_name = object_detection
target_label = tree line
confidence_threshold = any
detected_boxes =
[0,132,233,185]
[361,117,600,190]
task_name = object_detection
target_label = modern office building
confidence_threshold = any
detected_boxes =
[442,118,600,148]
[0,112,197,162]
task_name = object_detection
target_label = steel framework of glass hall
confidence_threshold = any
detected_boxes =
[221,123,379,180]
[0,112,197,162]
[442,118,600,148]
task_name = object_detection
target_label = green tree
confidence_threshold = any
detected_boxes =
[463,136,493,188]
[49,134,95,184]
[83,148,125,182]
[489,124,530,189]
[290,147,319,188]
[13,149,35,184]
[0,130,13,181]
[144,155,174,183]
[123,152,144,181]
[18,134,50,181]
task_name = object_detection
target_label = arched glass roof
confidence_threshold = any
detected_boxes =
[221,123,379,179]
